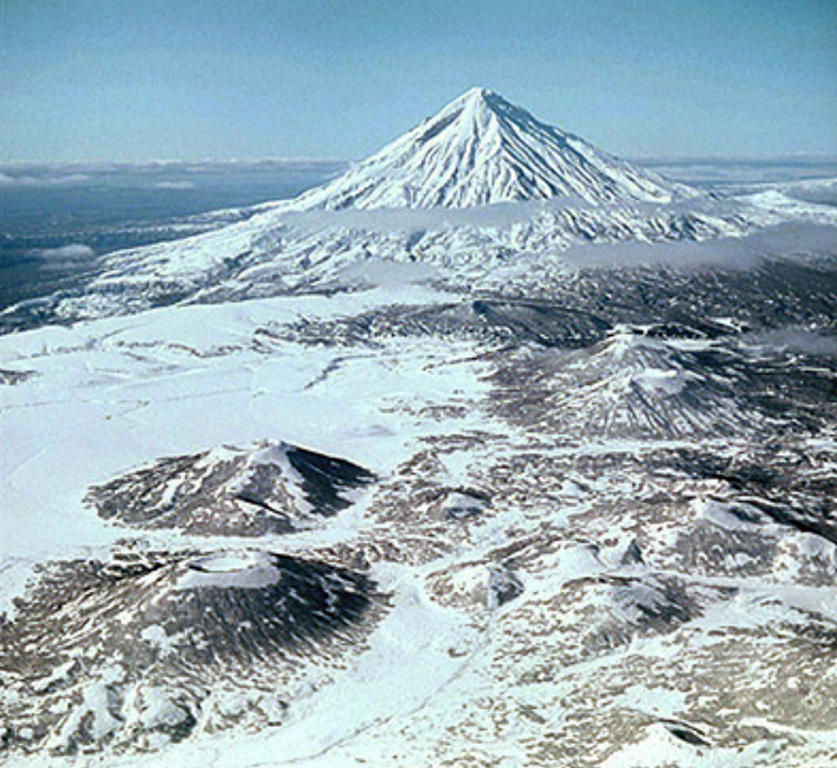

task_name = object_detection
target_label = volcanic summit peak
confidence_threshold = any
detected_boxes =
[432,85,540,120]
[284,86,693,211]
[441,85,508,113]
[460,85,495,99]
[414,86,536,137]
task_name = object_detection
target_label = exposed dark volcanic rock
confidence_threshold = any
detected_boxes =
[284,444,376,516]
[663,720,713,747]
[488,566,525,607]
[262,259,837,358]
[487,256,837,332]
[0,549,378,755]
[2,550,375,670]
[467,299,612,348]
[493,571,722,669]
[85,440,375,536]
[660,447,837,544]
[441,487,492,521]
[0,369,35,385]
[271,299,612,350]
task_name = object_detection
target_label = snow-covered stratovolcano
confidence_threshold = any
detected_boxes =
[2,88,834,333]
[284,87,691,210]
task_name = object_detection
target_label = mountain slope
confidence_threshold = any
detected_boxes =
[284,87,692,210]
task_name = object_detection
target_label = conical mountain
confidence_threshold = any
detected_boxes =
[288,87,692,211]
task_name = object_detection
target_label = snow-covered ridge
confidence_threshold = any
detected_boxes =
[279,87,693,211]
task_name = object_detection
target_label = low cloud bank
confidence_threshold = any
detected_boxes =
[33,244,96,264]
[0,172,92,187]
[153,180,196,190]
[559,222,837,271]
[742,328,837,356]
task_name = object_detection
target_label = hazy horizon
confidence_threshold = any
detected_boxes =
[3,153,837,170]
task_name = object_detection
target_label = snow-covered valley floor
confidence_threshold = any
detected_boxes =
[2,250,837,767]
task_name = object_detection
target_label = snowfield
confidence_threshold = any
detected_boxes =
[1,89,837,767]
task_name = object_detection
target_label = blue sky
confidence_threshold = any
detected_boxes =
[1,0,835,162]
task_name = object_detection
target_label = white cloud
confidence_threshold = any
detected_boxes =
[34,244,95,261]
[0,172,92,187]
[153,180,196,190]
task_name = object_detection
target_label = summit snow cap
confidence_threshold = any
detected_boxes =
[288,87,693,211]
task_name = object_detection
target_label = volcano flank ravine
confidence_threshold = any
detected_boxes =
[1,88,837,767]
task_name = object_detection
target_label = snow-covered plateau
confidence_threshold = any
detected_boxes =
[1,88,836,767]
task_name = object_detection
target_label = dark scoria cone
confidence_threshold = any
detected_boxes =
[0,549,380,755]
[85,439,375,536]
